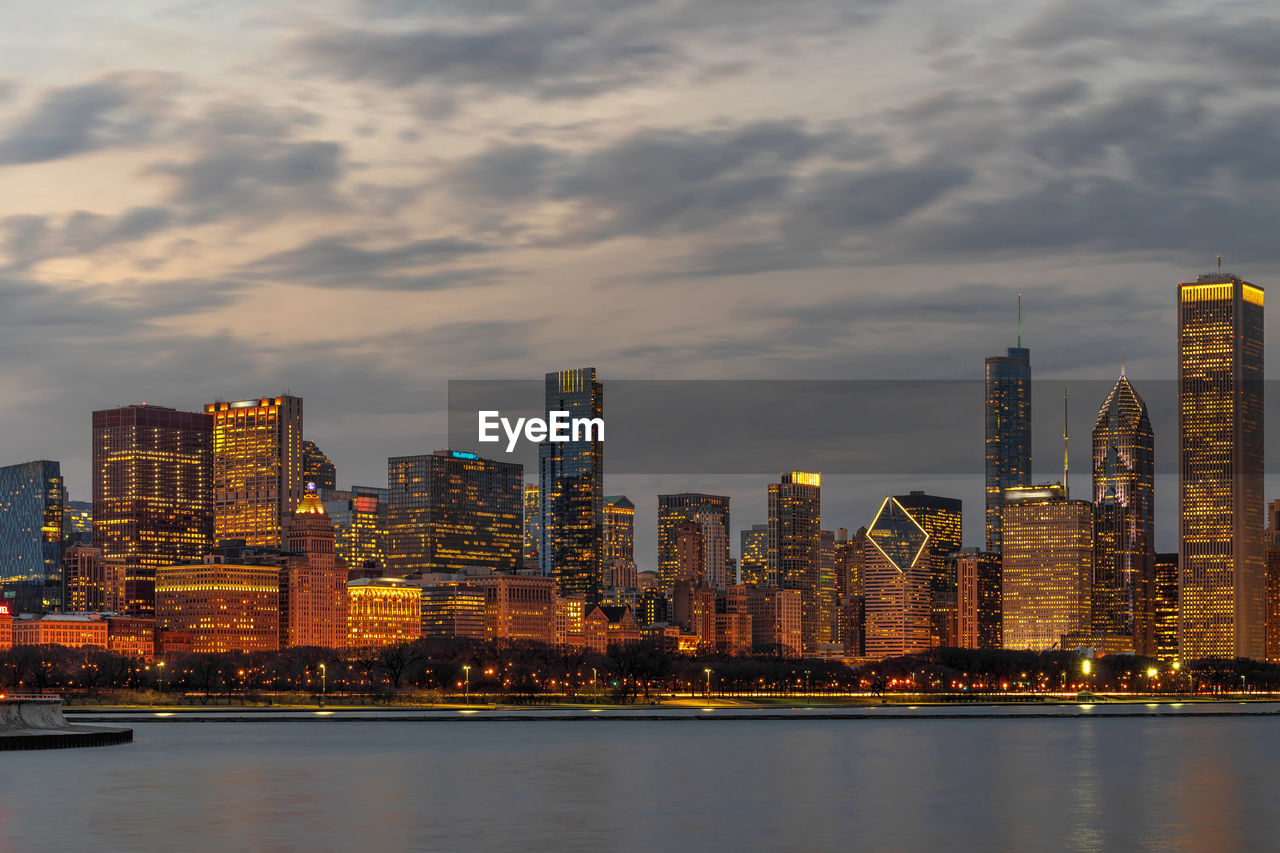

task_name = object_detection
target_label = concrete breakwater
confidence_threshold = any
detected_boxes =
[0,697,131,750]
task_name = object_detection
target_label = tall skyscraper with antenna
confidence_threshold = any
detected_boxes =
[984,296,1032,554]
[1178,272,1264,660]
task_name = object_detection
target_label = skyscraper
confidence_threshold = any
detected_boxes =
[1091,371,1155,654]
[1153,552,1179,663]
[539,368,604,600]
[280,486,349,649]
[739,524,769,587]
[985,316,1031,554]
[768,472,822,651]
[0,461,65,613]
[894,491,962,648]
[206,396,305,549]
[523,484,541,569]
[387,450,523,577]
[862,496,931,659]
[657,493,730,590]
[302,439,336,492]
[322,485,388,572]
[604,496,636,564]
[1001,484,1094,651]
[1178,273,1264,661]
[953,547,1001,649]
[92,404,213,616]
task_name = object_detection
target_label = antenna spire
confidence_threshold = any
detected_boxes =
[1120,352,1125,379]
[1017,292,1022,348]
[1063,387,1069,499]
[1217,254,1222,273]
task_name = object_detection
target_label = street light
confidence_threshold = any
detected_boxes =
[463,665,471,703]
[704,668,712,698]
[157,661,166,697]
[319,663,326,708]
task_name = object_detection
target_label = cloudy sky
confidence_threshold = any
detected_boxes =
[2,0,1279,567]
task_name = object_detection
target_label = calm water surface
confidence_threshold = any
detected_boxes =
[2,717,1279,851]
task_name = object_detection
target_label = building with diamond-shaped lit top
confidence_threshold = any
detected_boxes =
[863,497,932,659]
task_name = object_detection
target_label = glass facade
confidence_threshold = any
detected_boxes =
[302,439,337,491]
[206,396,305,549]
[768,473,822,651]
[323,485,388,571]
[658,493,730,590]
[894,491,962,648]
[1178,274,1265,661]
[1000,485,1094,651]
[985,347,1031,554]
[523,484,541,568]
[1153,552,1179,663]
[739,523,769,587]
[0,460,65,613]
[539,368,604,600]
[863,496,931,659]
[1091,374,1155,653]
[387,450,523,576]
[92,404,214,617]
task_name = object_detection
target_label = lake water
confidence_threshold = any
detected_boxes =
[3,715,1279,851]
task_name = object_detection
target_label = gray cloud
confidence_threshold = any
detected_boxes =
[1,207,173,270]
[0,75,172,166]
[241,234,505,291]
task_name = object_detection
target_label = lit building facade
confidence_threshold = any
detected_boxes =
[0,460,65,613]
[63,546,114,614]
[768,473,822,651]
[739,524,769,587]
[420,582,486,640]
[953,548,1001,649]
[346,578,421,647]
[744,587,802,656]
[833,527,865,598]
[206,396,305,549]
[1154,552,1179,663]
[280,488,349,649]
[894,491,962,648]
[301,439,336,491]
[387,450,523,576]
[603,496,635,564]
[1178,273,1265,661]
[658,493,730,591]
[156,559,281,653]
[985,345,1032,554]
[92,404,213,617]
[538,368,604,600]
[478,574,555,644]
[12,613,107,649]
[1092,372,1156,654]
[863,497,932,659]
[523,484,541,568]
[323,485,388,572]
[0,602,11,650]
[1001,485,1094,651]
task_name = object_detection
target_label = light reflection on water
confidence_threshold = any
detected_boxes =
[1,718,1278,852]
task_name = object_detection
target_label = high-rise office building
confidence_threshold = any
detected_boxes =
[768,472,822,651]
[985,333,1031,554]
[657,493,731,591]
[63,500,92,547]
[206,396,305,549]
[833,527,865,598]
[1001,484,1094,651]
[894,491,962,648]
[387,450,523,577]
[604,496,636,564]
[1154,552,1179,663]
[953,548,1001,649]
[1092,371,1156,654]
[739,524,769,587]
[301,440,336,492]
[523,484,541,568]
[539,368,604,600]
[322,485,388,572]
[0,460,65,613]
[156,557,281,653]
[92,404,214,617]
[280,487,349,649]
[1178,273,1265,661]
[863,497,931,659]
